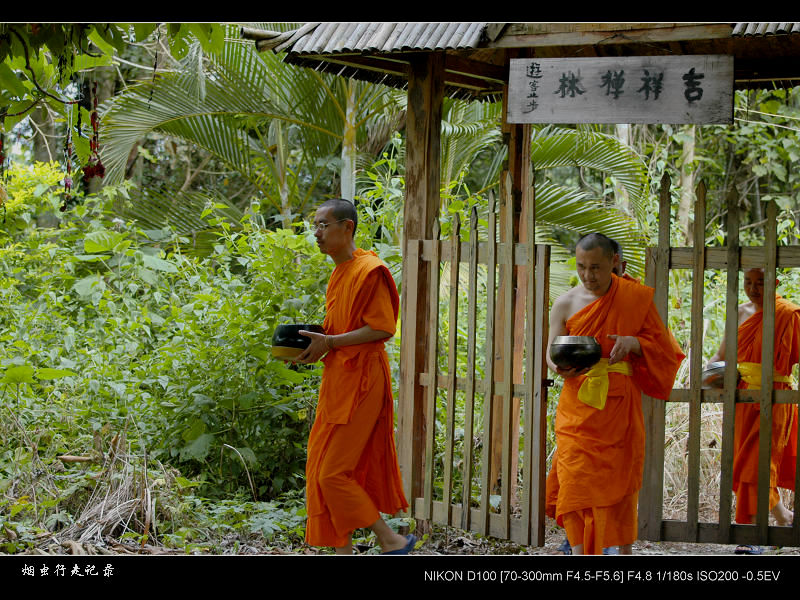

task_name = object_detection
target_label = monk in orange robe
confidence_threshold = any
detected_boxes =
[708,268,798,535]
[294,198,413,555]
[545,233,684,555]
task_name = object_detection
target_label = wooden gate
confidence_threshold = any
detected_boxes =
[399,185,552,546]
[398,171,799,549]
[640,173,800,548]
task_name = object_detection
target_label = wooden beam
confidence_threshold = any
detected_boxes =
[487,23,735,49]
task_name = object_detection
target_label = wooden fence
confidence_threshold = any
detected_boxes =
[641,173,800,547]
[401,185,551,546]
[398,173,800,549]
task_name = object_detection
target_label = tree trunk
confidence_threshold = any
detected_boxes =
[30,104,60,228]
[31,105,56,164]
[340,80,357,201]
[614,124,631,211]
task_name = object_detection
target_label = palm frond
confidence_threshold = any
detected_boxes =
[530,125,649,223]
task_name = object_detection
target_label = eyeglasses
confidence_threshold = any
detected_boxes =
[312,219,349,232]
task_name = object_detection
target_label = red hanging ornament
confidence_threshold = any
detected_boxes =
[0,133,7,223]
[82,80,105,185]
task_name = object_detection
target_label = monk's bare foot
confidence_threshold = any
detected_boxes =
[379,532,412,553]
[771,503,794,526]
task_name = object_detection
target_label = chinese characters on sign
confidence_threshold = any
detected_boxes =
[508,55,733,124]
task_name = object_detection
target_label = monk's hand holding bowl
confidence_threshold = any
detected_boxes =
[294,330,330,364]
[555,365,591,378]
[607,334,641,365]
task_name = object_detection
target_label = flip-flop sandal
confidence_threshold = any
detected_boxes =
[734,544,763,555]
[382,534,417,555]
[558,538,572,555]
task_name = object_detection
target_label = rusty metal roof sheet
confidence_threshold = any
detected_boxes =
[732,22,800,36]
[238,23,800,97]
[251,22,487,54]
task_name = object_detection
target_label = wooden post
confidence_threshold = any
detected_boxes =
[489,73,531,507]
[757,199,778,541]
[529,243,551,546]
[685,181,707,541]
[478,193,498,536]
[443,214,461,525]
[718,186,740,543]
[460,205,480,532]
[398,51,444,518]
[640,172,671,540]
[422,222,441,521]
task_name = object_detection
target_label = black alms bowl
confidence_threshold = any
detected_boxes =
[271,324,324,359]
[702,361,737,389]
[550,336,602,370]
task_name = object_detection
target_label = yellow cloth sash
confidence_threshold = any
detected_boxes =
[738,362,792,389]
[577,358,633,410]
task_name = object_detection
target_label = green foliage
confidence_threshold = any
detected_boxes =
[0,162,329,508]
[0,23,226,131]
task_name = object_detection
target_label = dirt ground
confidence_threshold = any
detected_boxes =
[13,516,800,556]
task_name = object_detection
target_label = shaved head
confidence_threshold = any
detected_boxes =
[576,232,617,260]
[318,198,357,237]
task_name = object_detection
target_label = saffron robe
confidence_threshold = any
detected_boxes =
[732,295,800,523]
[545,275,684,553]
[305,249,409,547]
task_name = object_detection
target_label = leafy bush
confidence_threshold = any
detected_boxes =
[0,163,329,505]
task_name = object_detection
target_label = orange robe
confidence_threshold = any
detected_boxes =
[305,249,408,547]
[545,275,684,554]
[732,295,800,523]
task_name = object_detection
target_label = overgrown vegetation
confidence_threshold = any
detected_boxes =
[0,163,335,552]
[2,23,800,555]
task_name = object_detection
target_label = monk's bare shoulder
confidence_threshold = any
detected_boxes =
[550,286,581,322]
[738,301,756,325]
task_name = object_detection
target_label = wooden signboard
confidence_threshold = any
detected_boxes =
[507,55,733,124]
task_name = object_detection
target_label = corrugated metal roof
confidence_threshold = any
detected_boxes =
[732,22,800,36]
[255,22,487,55]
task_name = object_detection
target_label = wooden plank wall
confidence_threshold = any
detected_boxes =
[640,176,800,548]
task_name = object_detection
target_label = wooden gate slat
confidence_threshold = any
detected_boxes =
[422,221,441,520]
[499,173,515,539]
[757,199,778,540]
[442,214,461,526]
[686,181,707,540]
[478,193,497,536]
[530,243,550,546]
[518,184,536,546]
[460,206,480,532]
[718,186,740,543]
[399,238,421,506]
[641,172,671,540]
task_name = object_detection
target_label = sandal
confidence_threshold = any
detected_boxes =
[734,544,763,555]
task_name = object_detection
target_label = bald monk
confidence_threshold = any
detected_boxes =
[554,237,632,554]
[294,198,414,555]
[708,267,798,545]
[545,232,684,555]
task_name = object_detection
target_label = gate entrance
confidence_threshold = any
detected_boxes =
[399,173,800,549]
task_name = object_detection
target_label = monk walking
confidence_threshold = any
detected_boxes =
[545,232,684,555]
[708,267,798,552]
[294,198,415,555]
